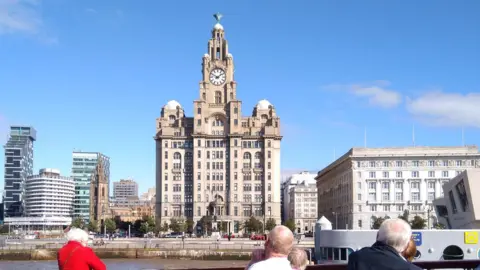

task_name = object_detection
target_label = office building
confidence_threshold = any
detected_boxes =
[154,15,282,233]
[4,168,75,230]
[113,179,139,198]
[315,146,480,230]
[281,171,316,223]
[433,169,480,229]
[72,151,110,222]
[3,126,36,217]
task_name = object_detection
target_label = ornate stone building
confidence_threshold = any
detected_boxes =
[154,14,282,233]
[89,158,110,225]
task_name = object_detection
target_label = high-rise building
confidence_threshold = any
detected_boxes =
[315,146,480,230]
[72,151,110,222]
[3,126,36,217]
[154,15,282,233]
[113,179,139,198]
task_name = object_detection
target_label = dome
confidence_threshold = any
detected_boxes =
[164,100,182,110]
[227,53,233,58]
[203,53,210,58]
[213,23,223,30]
[256,99,272,110]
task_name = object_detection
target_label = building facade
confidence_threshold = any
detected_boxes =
[315,146,480,230]
[5,168,74,230]
[288,180,317,233]
[113,179,138,198]
[72,151,110,222]
[281,171,316,223]
[89,157,110,223]
[3,126,36,217]
[154,15,282,233]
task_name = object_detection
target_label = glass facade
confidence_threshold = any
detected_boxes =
[72,152,110,223]
[3,126,36,218]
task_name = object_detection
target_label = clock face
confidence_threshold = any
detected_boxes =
[209,68,226,86]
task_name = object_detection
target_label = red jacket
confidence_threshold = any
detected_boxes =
[57,241,106,270]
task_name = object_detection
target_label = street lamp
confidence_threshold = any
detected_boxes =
[332,212,338,229]
[424,203,433,230]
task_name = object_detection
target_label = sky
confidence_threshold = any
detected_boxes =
[0,0,479,194]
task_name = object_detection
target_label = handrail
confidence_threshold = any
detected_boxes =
[185,260,480,270]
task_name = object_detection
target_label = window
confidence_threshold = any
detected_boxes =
[215,91,222,104]
[164,184,168,191]
[164,151,168,159]
[197,139,201,147]
[368,182,376,189]
[428,160,435,167]
[412,171,419,178]
[370,161,376,167]
[428,181,435,189]
[411,192,420,202]
[455,180,469,212]
[383,205,390,211]
[395,182,403,189]
[268,194,271,202]
[268,151,271,159]
[368,192,376,201]
[382,182,390,189]
[383,161,389,167]
[449,190,458,214]
[428,171,435,178]
[268,162,271,169]
[382,192,390,201]
[411,182,420,189]
[382,171,389,178]
[396,205,404,211]
[442,171,449,178]
[268,183,271,191]
[197,107,201,115]
[234,107,238,114]
[442,160,448,166]
[369,172,376,178]
[357,182,361,189]
[197,150,201,158]
[396,161,403,167]
[358,205,362,212]
[197,119,201,126]
[395,192,403,201]
[413,161,419,167]
[428,192,435,201]
[370,205,377,212]
[358,220,362,228]
[396,171,402,178]
[357,194,362,200]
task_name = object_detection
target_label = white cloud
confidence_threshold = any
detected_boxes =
[0,0,55,42]
[324,81,402,108]
[406,91,480,128]
[85,8,97,14]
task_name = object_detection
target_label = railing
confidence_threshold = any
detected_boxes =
[185,260,480,270]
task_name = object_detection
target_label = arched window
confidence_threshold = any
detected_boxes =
[173,152,182,169]
[243,152,251,160]
[169,115,176,124]
[243,152,251,169]
[174,152,181,160]
[215,91,222,104]
[254,152,262,159]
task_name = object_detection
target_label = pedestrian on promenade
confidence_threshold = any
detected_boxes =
[57,228,106,270]
[347,218,421,270]
[246,225,294,270]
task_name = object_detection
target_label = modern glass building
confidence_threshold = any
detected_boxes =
[72,151,110,222]
[3,126,36,218]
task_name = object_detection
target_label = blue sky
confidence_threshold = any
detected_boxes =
[1,0,479,194]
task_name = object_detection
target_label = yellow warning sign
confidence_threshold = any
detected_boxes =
[465,231,478,244]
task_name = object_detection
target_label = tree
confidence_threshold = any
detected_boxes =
[410,216,426,229]
[265,218,276,231]
[169,218,185,232]
[371,216,385,229]
[142,215,155,228]
[87,220,99,232]
[244,217,262,233]
[161,221,169,232]
[284,219,296,232]
[185,219,194,233]
[434,222,447,229]
[140,222,150,234]
[104,218,117,233]
[398,210,409,222]
[71,218,85,229]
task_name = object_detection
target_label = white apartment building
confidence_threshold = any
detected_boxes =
[288,180,317,233]
[113,179,139,198]
[5,168,75,230]
[281,171,316,223]
[315,146,480,230]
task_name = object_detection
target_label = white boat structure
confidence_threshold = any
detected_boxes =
[314,216,480,264]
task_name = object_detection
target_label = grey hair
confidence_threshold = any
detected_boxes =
[66,228,89,244]
[377,218,412,253]
[288,247,309,270]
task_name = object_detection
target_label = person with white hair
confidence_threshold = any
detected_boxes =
[347,218,421,270]
[57,228,106,270]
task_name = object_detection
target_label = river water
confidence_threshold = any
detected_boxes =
[0,259,248,270]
